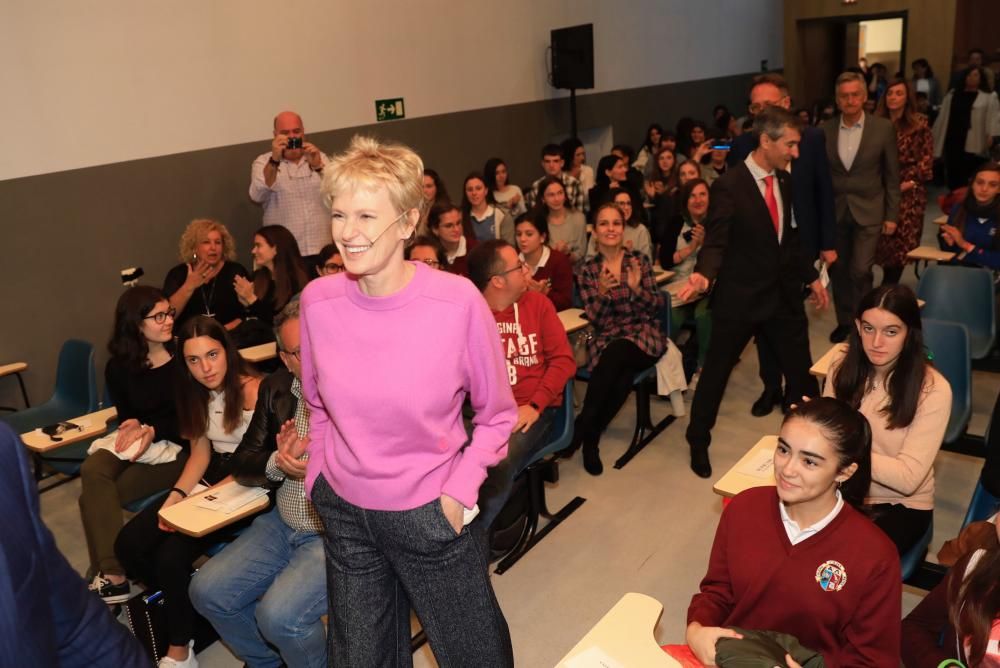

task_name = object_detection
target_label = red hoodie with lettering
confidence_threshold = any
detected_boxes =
[491,291,576,409]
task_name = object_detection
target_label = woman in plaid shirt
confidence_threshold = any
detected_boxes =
[567,202,666,475]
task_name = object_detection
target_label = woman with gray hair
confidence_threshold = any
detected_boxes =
[299,135,517,666]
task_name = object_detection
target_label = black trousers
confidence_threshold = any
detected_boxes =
[871,503,933,556]
[114,453,247,647]
[577,339,657,448]
[687,309,817,451]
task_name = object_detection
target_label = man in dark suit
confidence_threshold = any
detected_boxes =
[728,73,838,417]
[679,107,829,477]
[0,422,148,667]
[823,71,901,342]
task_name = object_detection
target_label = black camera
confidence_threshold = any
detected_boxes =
[286,136,303,150]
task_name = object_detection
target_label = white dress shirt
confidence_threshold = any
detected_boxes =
[780,490,844,545]
[837,113,865,171]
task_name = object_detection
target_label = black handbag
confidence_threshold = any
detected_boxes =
[123,589,168,664]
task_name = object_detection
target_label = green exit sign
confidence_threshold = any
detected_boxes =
[375,98,405,122]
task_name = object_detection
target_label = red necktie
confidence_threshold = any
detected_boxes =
[764,175,779,236]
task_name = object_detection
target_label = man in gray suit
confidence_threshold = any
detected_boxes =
[823,71,901,342]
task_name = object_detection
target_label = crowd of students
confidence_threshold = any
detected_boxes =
[28,52,1000,668]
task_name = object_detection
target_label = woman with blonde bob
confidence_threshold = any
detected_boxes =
[299,135,517,667]
[163,218,250,330]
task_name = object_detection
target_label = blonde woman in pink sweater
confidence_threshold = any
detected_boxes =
[299,135,517,667]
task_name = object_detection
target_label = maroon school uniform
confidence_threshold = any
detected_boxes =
[524,246,574,311]
[688,486,901,667]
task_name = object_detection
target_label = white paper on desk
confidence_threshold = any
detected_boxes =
[564,646,625,668]
[735,449,775,479]
[194,484,268,514]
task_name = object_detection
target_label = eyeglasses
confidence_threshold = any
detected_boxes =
[749,96,789,115]
[282,348,301,362]
[323,262,345,273]
[144,307,177,324]
[420,259,441,269]
[492,262,525,279]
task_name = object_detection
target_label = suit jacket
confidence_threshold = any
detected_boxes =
[822,112,901,227]
[728,126,837,258]
[230,367,297,488]
[695,161,818,322]
[0,423,149,667]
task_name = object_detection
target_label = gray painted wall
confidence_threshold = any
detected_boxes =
[0,71,755,407]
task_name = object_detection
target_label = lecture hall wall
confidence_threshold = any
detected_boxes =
[0,0,781,405]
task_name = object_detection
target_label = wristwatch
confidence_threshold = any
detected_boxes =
[268,157,280,168]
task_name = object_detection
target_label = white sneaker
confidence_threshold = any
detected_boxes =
[669,390,686,417]
[157,642,198,668]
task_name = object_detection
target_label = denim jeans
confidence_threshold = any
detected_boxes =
[476,406,557,528]
[311,474,513,668]
[189,508,327,668]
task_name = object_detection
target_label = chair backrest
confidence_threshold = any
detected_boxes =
[53,339,99,414]
[918,265,996,358]
[536,380,575,462]
[922,318,971,444]
[965,390,1000,527]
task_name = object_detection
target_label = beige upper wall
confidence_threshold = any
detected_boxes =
[0,0,782,181]
[784,0,956,106]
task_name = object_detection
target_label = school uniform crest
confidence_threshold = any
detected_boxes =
[815,560,847,592]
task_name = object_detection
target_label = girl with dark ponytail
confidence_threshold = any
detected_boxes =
[684,397,901,667]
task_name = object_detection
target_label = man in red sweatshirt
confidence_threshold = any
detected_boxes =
[467,240,576,528]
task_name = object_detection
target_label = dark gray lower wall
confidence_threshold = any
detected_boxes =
[0,71,755,407]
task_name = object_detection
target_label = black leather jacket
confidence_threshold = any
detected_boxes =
[231,367,297,488]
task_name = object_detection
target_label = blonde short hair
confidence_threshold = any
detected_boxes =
[177,218,238,263]
[322,135,424,215]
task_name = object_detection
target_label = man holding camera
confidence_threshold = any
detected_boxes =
[249,111,331,269]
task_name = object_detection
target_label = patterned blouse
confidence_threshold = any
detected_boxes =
[576,249,666,370]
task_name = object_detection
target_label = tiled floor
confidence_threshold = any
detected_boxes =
[39,192,996,667]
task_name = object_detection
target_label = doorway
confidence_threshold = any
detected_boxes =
[796,11,907,119]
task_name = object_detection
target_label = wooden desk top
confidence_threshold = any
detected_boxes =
[158,480,270,537]
[654,269,676,286]
[933,214,948,225]
[713,435,778,499]
[556,593,680,667]
[559,308,590,334]
[240,342,278,363]
[906,246,956,263]
[20,407,118,453]
[0,362,27,377]
[810,342,848,378]
[663,279,701,307]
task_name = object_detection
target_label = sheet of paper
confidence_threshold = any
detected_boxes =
[564,646,625,668]
[194,484,267,514]
[735,448,775,479]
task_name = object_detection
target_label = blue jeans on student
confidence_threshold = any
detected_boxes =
[311,474,514,668]
[189,507,327,668]
[477,406,557,528]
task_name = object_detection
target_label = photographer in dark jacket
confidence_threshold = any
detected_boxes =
[189,300,327,668]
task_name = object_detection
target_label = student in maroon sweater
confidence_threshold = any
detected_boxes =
[428,202,476,278]
[514,214,575,311]
[468,240,576,528]
[686,398,901,667]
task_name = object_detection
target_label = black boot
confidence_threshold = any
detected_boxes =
[690,446,712,478]
[582,438,603,476]
[750,387,784,417]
